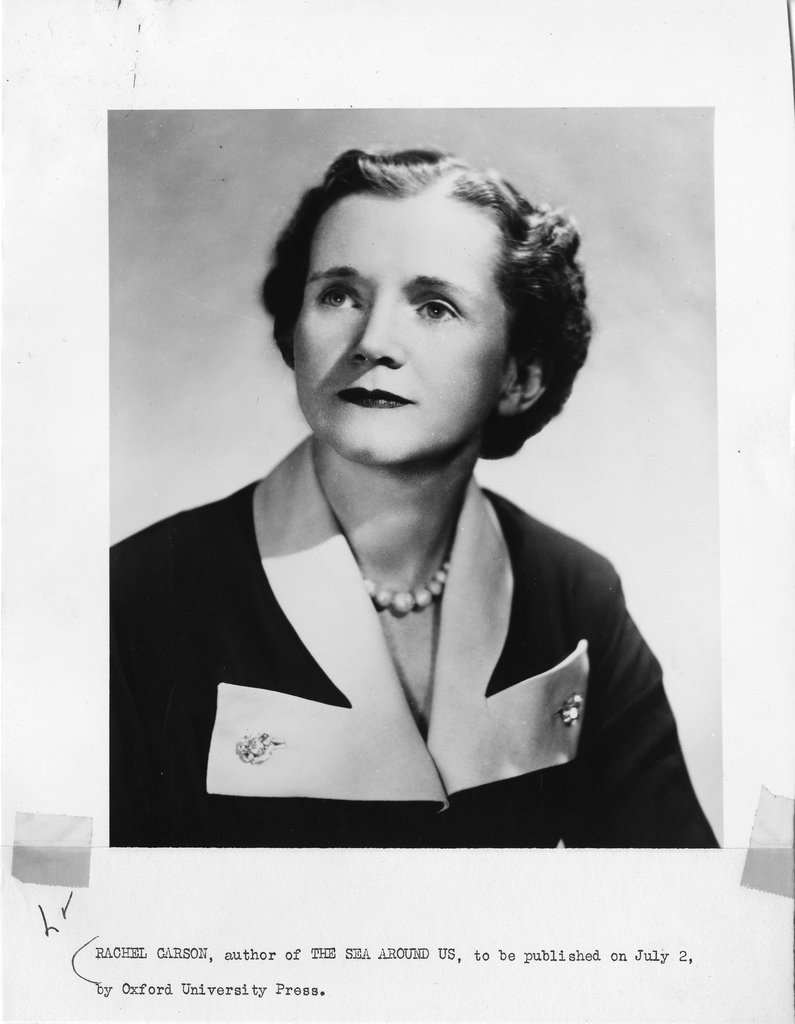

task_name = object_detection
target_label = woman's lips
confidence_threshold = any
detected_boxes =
[337,387,411,409]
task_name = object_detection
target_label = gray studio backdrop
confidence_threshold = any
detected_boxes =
[110,108,721,841]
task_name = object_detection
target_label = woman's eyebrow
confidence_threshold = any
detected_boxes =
[306,266,358,284]
[409,275,477,304]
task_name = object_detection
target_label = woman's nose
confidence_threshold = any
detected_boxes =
[351,301,405,367]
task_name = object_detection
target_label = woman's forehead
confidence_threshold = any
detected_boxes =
[309,189,503,294]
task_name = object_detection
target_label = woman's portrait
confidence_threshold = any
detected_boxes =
[110,109,720,848]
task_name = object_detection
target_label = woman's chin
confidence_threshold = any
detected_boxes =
[323,436,426,469]
[311,426,479,473]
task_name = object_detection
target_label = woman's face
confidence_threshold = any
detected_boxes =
[292,187,513,469]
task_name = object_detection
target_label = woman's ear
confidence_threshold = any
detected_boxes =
[497,357,546,417]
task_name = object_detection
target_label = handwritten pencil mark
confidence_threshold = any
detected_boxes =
[71,935,100,987]
[38,905,59,937]
[61,891,73,919]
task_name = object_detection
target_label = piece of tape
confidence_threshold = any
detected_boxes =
[11,813,92,888]
[740,787,794,899]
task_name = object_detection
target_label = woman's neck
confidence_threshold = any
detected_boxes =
[310,436,478,591]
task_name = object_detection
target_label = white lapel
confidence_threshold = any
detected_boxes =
[429,639,590,796]
[430,477,515,731]
[211,439,447,805]
[207,440,590,805]
[427,478,589,795]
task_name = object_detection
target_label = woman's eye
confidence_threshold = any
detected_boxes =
[420,300,456,321]
[320,288,352,308]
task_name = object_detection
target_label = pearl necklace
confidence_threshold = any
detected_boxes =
[363,561,451,615]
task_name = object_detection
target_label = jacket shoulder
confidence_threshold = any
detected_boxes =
[110,484,258,594]
[484,488,620,596]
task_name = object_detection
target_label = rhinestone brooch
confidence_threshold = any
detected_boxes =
[236,732,286,765]
[556,694,584,727]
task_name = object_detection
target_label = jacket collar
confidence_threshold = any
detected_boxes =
[251,439,515,799]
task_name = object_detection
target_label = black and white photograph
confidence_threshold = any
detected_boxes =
[3,3,793,1022]
[109,109,722,849]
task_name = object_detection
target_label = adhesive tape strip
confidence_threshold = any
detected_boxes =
[740,787,794,899]
[11,812,93,888]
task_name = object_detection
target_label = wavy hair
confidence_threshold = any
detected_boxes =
[262,147,592,458]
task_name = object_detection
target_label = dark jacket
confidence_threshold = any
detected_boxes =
[110,482,718,848]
